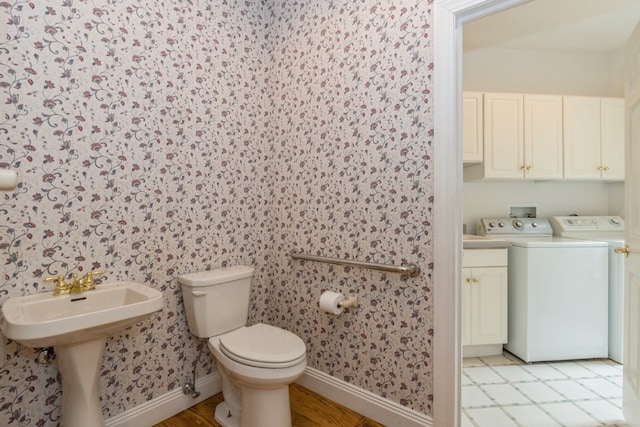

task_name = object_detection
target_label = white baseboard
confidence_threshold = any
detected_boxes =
[104,372,221,427]
[104,367,433,427]
[296,367,433,427]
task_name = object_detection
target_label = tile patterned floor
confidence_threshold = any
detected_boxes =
[462,353,626,427]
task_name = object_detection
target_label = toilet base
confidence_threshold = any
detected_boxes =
[215,385,292,427]
[214,402,240,427]
[241,384,292,427]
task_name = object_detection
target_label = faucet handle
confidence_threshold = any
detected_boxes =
[44,275,70,296]
[83,270,104,290]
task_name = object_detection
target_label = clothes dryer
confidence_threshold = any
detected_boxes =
[551,215,625,363]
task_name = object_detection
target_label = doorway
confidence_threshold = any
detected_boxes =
[432,0,640,426]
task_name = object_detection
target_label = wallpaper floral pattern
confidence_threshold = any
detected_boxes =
[0,0,433,425]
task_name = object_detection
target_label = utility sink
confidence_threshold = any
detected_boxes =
[0,281,163,427]
[1,281,163,347]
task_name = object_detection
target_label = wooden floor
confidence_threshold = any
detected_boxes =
[154,383,385,427]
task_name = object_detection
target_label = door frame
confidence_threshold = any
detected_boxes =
[432,1,529,426]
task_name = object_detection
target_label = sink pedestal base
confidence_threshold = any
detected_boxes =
[57,337,107,427]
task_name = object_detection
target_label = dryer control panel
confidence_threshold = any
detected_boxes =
[477,217,553,236]
[550,216,624,234]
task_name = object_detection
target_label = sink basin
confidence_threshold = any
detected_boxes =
[0,280,163,426]
[1,281,163,347]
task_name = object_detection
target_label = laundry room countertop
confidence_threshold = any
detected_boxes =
[463,234,512,249]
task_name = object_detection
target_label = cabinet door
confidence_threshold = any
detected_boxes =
[601,97,625,181]
[563,96,602,179]
[524,95,563,179]
[463,92,483,163]
[469,267,508,345]
[483,93,524,179]
[462,268,472,346]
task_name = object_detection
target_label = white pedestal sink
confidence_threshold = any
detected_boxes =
[0,281,164,427]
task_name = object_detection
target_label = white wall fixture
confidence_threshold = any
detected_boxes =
[0,169,18,191]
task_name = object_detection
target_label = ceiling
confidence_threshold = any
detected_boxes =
[463,0,640,54]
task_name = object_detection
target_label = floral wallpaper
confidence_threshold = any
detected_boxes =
[0,0,433,425]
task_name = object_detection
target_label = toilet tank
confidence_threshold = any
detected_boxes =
[178,265,254,338]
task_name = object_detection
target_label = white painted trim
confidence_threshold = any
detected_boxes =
[104,372,222,427]
[104,368,431,427]
[297,367,433,427]
[432,1,529,426]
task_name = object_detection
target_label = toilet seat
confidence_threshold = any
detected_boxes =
[218,323,306,368]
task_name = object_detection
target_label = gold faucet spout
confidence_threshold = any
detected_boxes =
[70,273,85,294]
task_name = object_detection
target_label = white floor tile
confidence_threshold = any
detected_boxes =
[492,365,537,383]
[462,372,473,386]
[465,407,518,427]
[515,382,565,404]
[546,379,599,401]
[606,374,624,387]
[462,354,626,427]
[577,360,623,377]
[548,362,599,379]
[481,383,531,405]
[464,357,485,368]
[462,385,493,408]
[465,366,506,385]
[539,402,600,427]
[480,353,519,366]
[502,404,562,427]
[608,397,623,409]
[574,399,625,426]
[578,377,623,399]
[461,410,475,427]
[522,364,569,380]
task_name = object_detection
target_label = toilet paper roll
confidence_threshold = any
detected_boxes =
[0,170,18,191]
[319,291,345,315]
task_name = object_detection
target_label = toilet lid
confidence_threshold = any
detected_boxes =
[219,323,306,368]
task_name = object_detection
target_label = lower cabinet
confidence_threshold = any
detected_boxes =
[462,249,508,357]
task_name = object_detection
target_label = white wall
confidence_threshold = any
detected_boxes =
[463,181,616,234]
[463,47,624,96]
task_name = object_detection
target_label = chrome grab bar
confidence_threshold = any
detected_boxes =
[289,251,420,277]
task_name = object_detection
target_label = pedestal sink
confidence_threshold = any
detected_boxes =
[0,281,163,427]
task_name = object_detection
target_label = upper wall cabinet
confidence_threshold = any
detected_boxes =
[464,92,625,182]
[563,96,624,181]
[463,92,483,164]
[465,92,563,180]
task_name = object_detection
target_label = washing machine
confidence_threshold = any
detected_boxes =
[478,217,609,363]
[550,215,625,363]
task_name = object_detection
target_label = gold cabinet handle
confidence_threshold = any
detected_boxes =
[614,245,630,257]
[526,165,532,170]
[520,165,525,170]
[466,277,479,284]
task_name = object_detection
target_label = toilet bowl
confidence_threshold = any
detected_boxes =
[179,266,307,427]
[209,324,307,427]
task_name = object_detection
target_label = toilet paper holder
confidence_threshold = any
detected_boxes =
[338,296,358,309]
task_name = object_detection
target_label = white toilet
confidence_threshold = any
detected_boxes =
[179,265,307,427]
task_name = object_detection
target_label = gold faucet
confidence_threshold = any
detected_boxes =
[43,270,105,295]
[44,275,70,296]
[83,270,103,290]
[69,273,85,294]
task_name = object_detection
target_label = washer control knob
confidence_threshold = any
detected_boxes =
[513,220,524,230]
[489,221,496,228]
[498,221,505,227]
[531,222,538,228]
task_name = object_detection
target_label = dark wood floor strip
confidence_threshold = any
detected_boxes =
[153,384,385,427]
